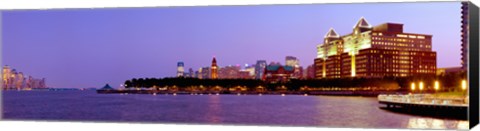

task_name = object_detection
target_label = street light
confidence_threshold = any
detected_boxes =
[411,82,415,91]
[434,81,440,91]
[462,79,467,90]
[419,82,424,91]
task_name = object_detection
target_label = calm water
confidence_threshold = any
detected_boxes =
[1,90,468,129]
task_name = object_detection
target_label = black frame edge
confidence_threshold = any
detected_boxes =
[468,1,480,129]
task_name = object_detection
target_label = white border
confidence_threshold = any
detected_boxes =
[0,0,477,131]
[0,0,468,10]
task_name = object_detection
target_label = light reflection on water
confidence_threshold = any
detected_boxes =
[2,90,469,130]
[206,95,222,123]
[407,118,468,129]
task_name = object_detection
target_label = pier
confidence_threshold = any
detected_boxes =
[378,94,468,120]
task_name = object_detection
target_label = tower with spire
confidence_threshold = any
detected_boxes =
[211,57,218,79]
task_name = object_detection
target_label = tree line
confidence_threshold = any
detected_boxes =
[123,71,466,91]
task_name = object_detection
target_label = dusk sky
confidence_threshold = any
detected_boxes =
[2,2,462,88]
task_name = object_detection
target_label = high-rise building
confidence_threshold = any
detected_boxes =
[305,64,316,79]
[219,65,241,79]
[177,62,184,77]
[199,67,211,79]
[188,68,194,77]
[461,2,468,71]
[285,56,302,79]
[194,71,200,79]
[2,65,47,89]
[315,17,437,79]
[211,57,218,79]
[255,60,267,79]
[2,65,12,89]
[244,64,256,77]
[292,66,303,79]
[285,56,299,67]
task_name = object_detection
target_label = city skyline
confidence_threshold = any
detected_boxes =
[2,2,462,88]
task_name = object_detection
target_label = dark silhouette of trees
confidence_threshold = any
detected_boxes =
[123,72,466,92]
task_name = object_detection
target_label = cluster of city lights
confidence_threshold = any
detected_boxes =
[410,80,467,91]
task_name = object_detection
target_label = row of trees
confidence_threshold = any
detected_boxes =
[124,71,466,91]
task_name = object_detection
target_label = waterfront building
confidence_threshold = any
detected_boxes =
[199,67,211,79]
[255,60,267,79]
[238,70,252,79]
[177,62,184,77]
[285,56,299,67]
[218,65,241,79]
[2,65,12,89]
[243,64,256,77]
[305,64,316,79]
[188,68,194,78]
[263,63,294,83]
[285,56,303,79]
[211,57,218,79]
[292,66,303,79]
[437,67,463,76]
[2,65,47,89]
[315,17,436,79]
[194,71,200,79]
[461,2,468,71]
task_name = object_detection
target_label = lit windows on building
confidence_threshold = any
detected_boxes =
[314,17,436,79]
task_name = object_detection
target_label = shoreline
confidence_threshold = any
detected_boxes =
[96,89,409,97]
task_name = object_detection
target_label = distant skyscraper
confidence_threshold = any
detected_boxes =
[286,56,302,79]
[177,62,184,77]
[255,60,267,79]
[305,64,316,79]
[461,2,468,71]
[285,56,299,67]
[218,65,240,79]
[194,71,200,79]
[2,65,12,89]
[244,64,256,77]
[2,65,47,89]
[200,67,211,79]
[188,68,194,77]
[211,57,218,79]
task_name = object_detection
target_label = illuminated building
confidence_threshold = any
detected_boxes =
[436,67,463,76]
[194,71,200,78]
[255,60,267,79]
[263,64,294,83]
[461,2,468,71]
[188,68,194,77]
[2,65,47,89]
[315,17,437,78]
[285,56,303,79]
[238,71,252,79]
[285,56,299,67]
[305,64,316,79]
[244,64,256,76]
[2,65,12,89]
[218,65,241,79]
[211,57,218,79]
[177,62,184,77]
[198,67,211,79]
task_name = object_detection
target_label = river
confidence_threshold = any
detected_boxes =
[1,90,468,129]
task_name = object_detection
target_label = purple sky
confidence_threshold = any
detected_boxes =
[2,2,462,88]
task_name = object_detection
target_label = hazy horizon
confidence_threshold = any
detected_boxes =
[2,2,463,88]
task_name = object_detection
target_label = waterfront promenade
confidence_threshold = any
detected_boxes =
[378,94,468,120]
